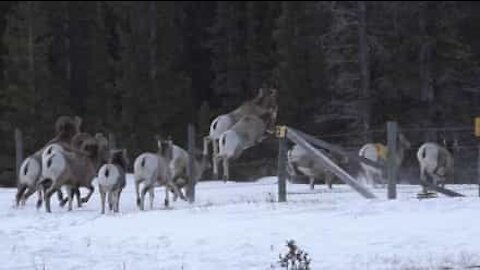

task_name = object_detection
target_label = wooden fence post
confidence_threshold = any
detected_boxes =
[387,121,397,200]
[276,126,287,202]
[15,128,23,179]
[478,144,480,197]
[187,124,196,203]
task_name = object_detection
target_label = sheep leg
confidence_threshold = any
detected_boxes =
[108,191,114,211]
[139,185,150,211]
[222,157,229,182]
[67,186,74,211]
[43,186,57,213]
[149,186,155,210]
[309,177,315,190]
[75,188,82,208]
[99,187,106,214]
[419,165,428,193]
[380,172,387,189]
[326,173,333,189]
[164,183,170,208]
[115,189,122,213]
[21,186,38,206]
[173,177,187,201]
[15,185,28,207]
[365,171,374,188]
[179,183,187,201]
[81,184,94,203]
[212,139,219,179]
[36,189,43,209]
[203,136,210,156]
[168,182,185,202]
[58,189,68,207]
[170,175,180,202]
[135,178,142,208]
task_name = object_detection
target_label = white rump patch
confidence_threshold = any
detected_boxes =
[98,164,121,189]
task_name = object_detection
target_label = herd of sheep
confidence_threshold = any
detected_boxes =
[14,86,454,213]
[14,88,279,213]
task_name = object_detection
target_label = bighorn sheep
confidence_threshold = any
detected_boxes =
[417,142,454,192]
[16,115,82,207]
[358,133,411,187]
[204,88,278,178]
[287,144,344,190]
[216,110,276,180]
[39,135,106,212]
[133,138,182,210]
[167,143,210,201]
[37,132,107,209]
[97,149,129,214]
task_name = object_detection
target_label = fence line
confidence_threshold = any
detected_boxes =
[306,125,476,141]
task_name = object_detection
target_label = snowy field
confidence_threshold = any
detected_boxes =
[1,176,480,270]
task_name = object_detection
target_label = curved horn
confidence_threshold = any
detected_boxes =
[252,88,266,104]
[74,116,83,133]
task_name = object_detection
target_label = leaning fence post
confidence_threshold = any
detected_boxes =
[276,126,287,202]
[15,128,23,179]
[387,121,397,200]
[187,123,196,203]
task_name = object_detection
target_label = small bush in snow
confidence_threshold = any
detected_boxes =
[277,240,311,270]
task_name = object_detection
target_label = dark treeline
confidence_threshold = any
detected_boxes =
[2,1,480,184]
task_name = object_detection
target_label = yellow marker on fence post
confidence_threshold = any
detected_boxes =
[276,125,287,138]
[475,117,480,137]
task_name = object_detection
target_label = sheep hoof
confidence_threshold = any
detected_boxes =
[81,197,89,203]
[164,199,169,207]
[36,200,42,209]
[59,199,67,208]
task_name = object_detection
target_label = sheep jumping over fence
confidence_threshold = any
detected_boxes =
[417,142,454,192]
[204,88,278,178]
[97,149,129,214]
[358,133,411,187]
[16,115,82,207]
[216,109,276,181]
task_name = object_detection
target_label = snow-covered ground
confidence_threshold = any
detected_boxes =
[1,176,480,270]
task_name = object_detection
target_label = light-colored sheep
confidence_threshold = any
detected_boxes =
[287,144,340,190]
[358,133,411,187]
[97,149,129,214]
[417,142,454,192]
[216,111,274,180]
[39,136,103,212]
[168,143,210,201]
[133,139,181,210]
[204,88,278,178]
[16,116,82,207]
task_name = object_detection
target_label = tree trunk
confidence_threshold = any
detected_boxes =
[149,2,157,93]
[419,4,433,102]
[63,1,71,84]
[358,1,371,142]
[27,1,35,102]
